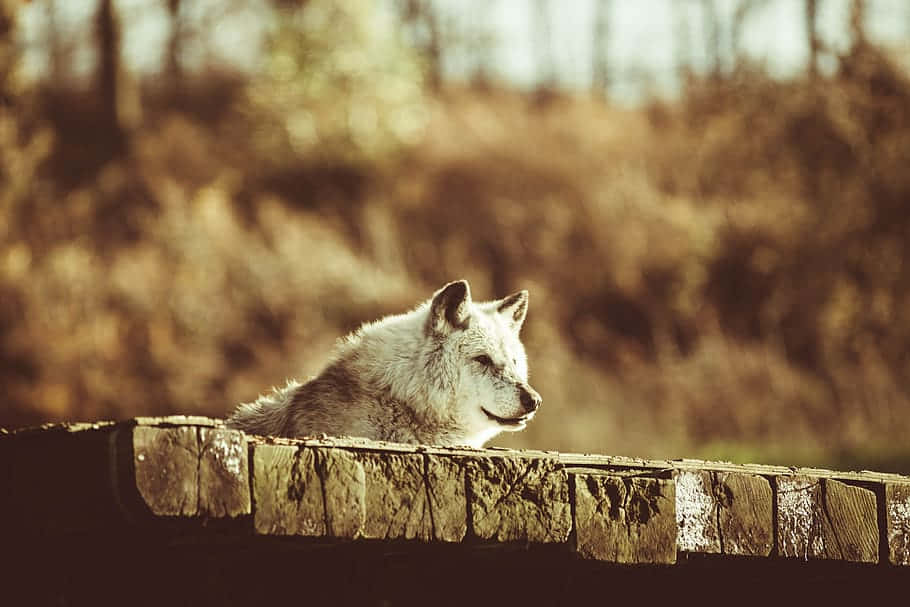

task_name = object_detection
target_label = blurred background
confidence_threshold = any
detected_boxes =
[2,0,910,471]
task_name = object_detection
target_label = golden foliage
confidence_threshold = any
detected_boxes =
[2,8,910,470]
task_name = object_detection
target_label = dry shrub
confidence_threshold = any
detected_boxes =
[4,11,910,470]
[2,119,418,425]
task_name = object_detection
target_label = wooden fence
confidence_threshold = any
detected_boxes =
[2,416,908,604]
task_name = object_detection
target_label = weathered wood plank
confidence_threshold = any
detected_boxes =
[559,454,909,486]
[715,471,773,556]
[133,426,199,517]
[776,476,878,563]
[823,478,879,563]
[252,444,325,536]
[3,421,117,437]
[575,473,676,564]
[675,470,720,554]
[467,457,571,543]
[252,432,910,487]
[359,452,431,541]
[777,476,827,559]
[133,416,221,428]
[675,470,772,556]
[2,424,120,533]
[198,428,250,518]
[885,482,910,566]
[253,445,364,538]
[0,435,9,524]
[424,455,467,542]
[316,448,365,538]
[3,413,903,570]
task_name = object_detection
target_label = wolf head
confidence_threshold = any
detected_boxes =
[420,279,542,446]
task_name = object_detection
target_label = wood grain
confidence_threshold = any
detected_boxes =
[575,473,676,564]
[885,482,910,566]
[467,456,571,543]
[133,426,200,517]
[776,475,878,563]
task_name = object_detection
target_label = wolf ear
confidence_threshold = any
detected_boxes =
[497,290,528,332]
[427,280,472,336]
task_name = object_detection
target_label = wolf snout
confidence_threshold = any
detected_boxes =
[519,386,542,414]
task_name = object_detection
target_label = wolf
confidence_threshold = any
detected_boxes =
[226,280,541,447]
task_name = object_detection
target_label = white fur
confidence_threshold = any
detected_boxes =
[227,280,541,448]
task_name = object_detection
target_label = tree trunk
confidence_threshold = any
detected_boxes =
[424,2,442,89]
[46,0,68,89]
[849,0,866,50]
[702,0,721,79]
[805,0,819,80]
[533,0,556,90]
[96,0,124,147]
[673,1,692,87]
[591,0,610,100]
[399,0,442,90]
[0,0,16,100]
[732,0,765,66]
[165,0,184,98]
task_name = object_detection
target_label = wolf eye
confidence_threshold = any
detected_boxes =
[473,354,494,367]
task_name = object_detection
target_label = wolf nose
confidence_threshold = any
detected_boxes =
[519,387,541,414]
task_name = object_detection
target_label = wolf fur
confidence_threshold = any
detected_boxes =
[226,280,541,447]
